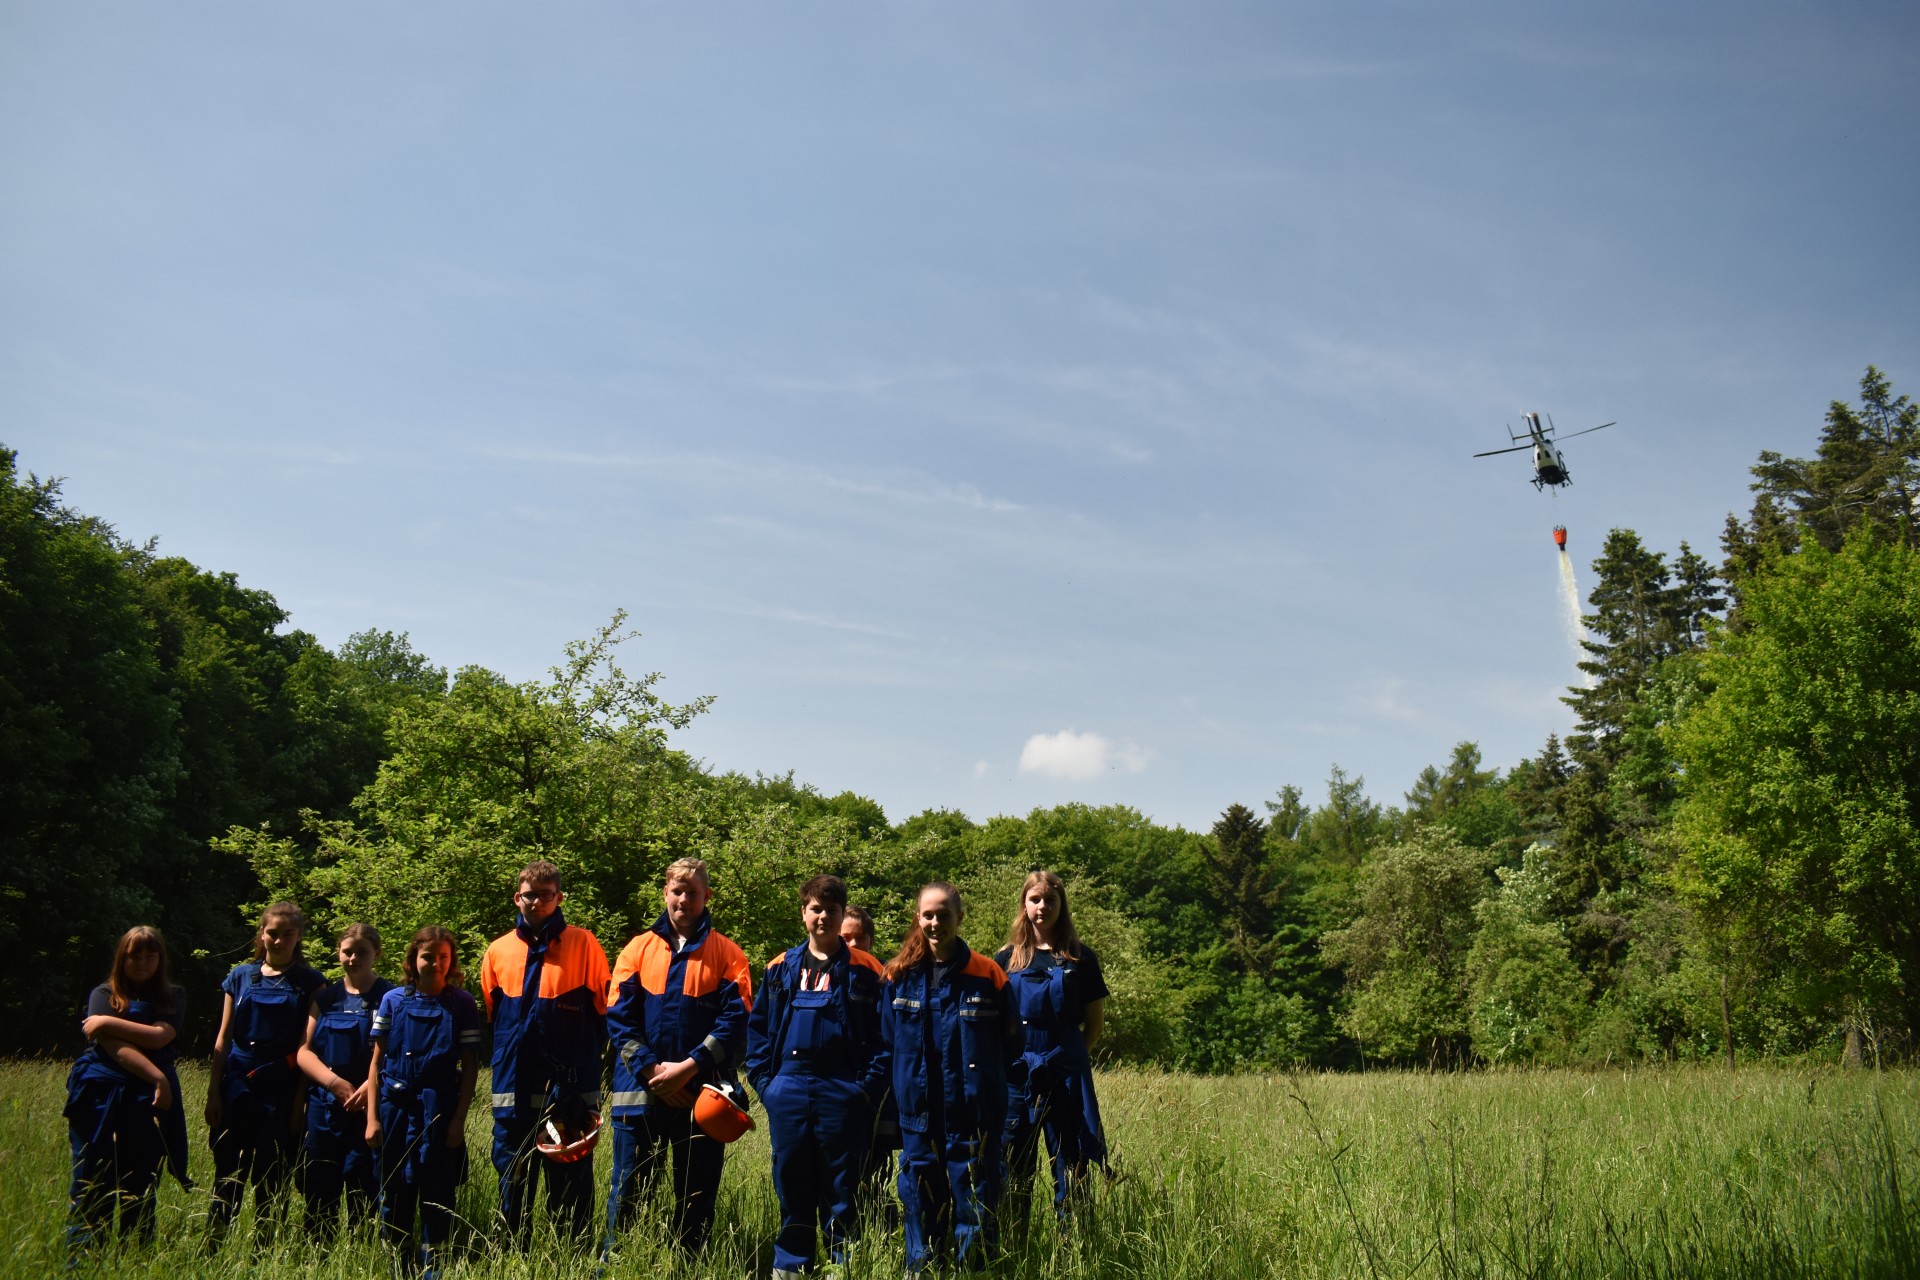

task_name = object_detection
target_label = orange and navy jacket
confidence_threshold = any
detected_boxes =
[606,911,754,1118]
[478,911,610,1114]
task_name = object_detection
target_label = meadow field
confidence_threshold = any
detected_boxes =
[4,1061,1914,1279]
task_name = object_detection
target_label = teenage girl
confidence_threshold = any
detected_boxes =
[64,926,190,1251]
[296,923,394,1240]
[882,883,1017,1273]
[206,902,325,1248]
[367,926,481,1280]
[996,871,1110,1233]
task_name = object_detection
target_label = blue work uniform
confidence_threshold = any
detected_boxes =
[746,941,890,1275]
[64,984,189,1251]
[478,909,609,1246]
[882,943,1018,1273]
[995,944,1109,1229]
[302,975,395,1238]
[603,911,753,1256]
[371,984,482,1278]
[210,962,325,1244]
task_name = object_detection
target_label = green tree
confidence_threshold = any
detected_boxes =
[1465,848,1588,1064]
[1321,827,1490,1065]
[1670,529,1920,1061]
[0,450,176,1048]
[224,615,715,965]
[1201,803,1284,977]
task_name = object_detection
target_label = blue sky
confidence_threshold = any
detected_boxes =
[4,2,1916,830]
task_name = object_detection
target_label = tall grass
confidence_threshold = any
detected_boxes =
[5,1061,1913,1278]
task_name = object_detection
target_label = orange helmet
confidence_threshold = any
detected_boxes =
[692,1081,754,1144]
[536,1109,603,1163]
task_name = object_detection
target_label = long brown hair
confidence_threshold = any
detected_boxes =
[251,902,309,965]
[1004,870,1085,972]
[885,883,964,981]
[403,926,465,989]
[107,926,174,1016]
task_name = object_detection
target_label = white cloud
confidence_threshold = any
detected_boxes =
[972,760,989,779]
[1018,729,1148,781]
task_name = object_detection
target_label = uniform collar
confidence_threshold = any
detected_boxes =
[652,909,711,951]
[517,908,566,948]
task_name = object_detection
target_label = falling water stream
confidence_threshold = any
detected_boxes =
[1558,547,1593,685]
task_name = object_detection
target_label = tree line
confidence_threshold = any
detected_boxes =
[4,366,1915,1066]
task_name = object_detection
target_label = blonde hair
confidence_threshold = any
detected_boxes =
[1004,870,1084,972]
[664,857,710,888]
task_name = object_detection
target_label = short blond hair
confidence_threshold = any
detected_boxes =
[664,857,710,888]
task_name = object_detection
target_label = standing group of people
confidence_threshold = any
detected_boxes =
[64,858,1110,1277]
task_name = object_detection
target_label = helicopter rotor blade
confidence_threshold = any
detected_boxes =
[1472,444,1535,458]
[1555,421,1616,441]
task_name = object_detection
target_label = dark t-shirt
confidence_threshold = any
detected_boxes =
[81,983,186,1073]
[798,948,835,992]
[84,983,187,1031]
[992,944,1110,1019]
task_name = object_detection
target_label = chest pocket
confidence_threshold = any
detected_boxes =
[785,984,843,1057]
[385,1000,456,1097]
[314,1006,373,1075]
[1013,966,1070,1027]
[236,979,303,1057]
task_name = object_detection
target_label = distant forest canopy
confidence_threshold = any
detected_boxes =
[4,366,1917,1067]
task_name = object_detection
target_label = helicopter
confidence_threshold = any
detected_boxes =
[1474,411,1615,490]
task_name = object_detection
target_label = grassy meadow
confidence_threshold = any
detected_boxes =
[3,1061,1914,1279]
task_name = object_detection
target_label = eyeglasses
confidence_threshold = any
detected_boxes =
[517,889,559,904]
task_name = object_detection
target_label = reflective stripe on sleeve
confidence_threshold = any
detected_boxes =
[490,1091,516,1110]
[702,1033,725,1063]
[609,1090,650,1108]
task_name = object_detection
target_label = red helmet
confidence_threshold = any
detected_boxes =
[536,1109,603,1163]
[692,1082,754,1144]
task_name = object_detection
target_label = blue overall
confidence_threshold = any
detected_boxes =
[746,943,889,1274]
[64,991,190,1250]
[882,945,1016,1273]
[210,964,324,1242]
[1003,959,1107,1227]
[373,985,478,1276]
[303,977,393,1238]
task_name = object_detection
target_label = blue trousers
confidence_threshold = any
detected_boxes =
[377,1100,467,1271]
[208,1065,301,1245]
[491,1105,596,1246]
[303,1095,377,1239]
[66,1128,160,1251]
[897,1123,1002,1272]
[764,1072,870,1272]
[1004,1073,1104,1230]
[603,1109,724,1255]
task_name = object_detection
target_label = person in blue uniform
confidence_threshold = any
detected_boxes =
[478,859,610,1248]
[882,882,1018,1274]
[296,922,394,1241]
[994,870,1109,1237]
[366,926,481,1280]
[205,902,325,1250]
[747,874,890,1279]
[603,857,754,1259]
[65,925,190,1253]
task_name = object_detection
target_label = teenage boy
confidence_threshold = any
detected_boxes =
[603,858,754,1257]
[478,860,610,1247]
[746,875,890,1279]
